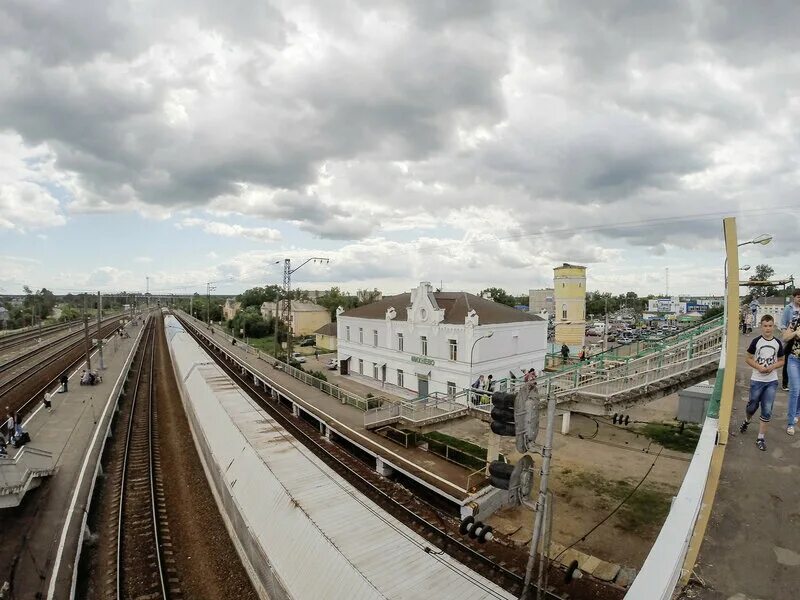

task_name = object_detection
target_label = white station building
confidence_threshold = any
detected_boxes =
[336,282,548,398]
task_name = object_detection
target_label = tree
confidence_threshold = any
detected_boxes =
[745,264,777,301]
[479,287,516,307]
[357,288,382,305]
[237,285,281,309]
[317,287,359,320]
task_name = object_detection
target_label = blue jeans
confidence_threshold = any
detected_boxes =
[747,380,778,422]
[787,355,800,427]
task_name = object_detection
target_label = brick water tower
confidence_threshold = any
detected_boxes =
[554,263,587,349]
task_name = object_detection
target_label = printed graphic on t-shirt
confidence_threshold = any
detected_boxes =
[791,310,800,358]
[747,335,784,382]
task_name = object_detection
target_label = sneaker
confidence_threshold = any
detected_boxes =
[788,426,796,436]
[783,386,790,391]
[756,438,767,451]
[739,421,750,434]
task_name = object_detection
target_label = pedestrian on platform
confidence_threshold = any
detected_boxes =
[4,411,14,439]
[561,343,569,363]
[781,289,800,433]
[524,368,537,383]
[579,346,587,361]
[485,374,495,393]
[740,315,785,450]
[43,391,53,412]
[314,348,319,360]
[60,372,69,393]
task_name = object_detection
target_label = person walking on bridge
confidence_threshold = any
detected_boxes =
[740,315,785,449]
[781,289,800,435]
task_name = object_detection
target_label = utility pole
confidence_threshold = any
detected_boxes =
[521,392,557,600]
[666,267,669,297]
[83,293,92,371]
[97,291,104,369]
[190,294,193,319]
[206,282,216,325]
[279,256,330,361]
[146,276,150,308]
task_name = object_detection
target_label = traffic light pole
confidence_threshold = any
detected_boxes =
[521,391,557,600]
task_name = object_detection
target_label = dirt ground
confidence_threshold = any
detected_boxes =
[437,391,702,569]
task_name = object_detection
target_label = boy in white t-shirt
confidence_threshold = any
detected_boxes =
[740,315,785,451]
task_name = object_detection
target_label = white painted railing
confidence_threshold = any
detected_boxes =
[625,416,718,599]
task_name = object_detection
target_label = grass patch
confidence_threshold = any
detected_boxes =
[424,431,488,459]
[638,422,701,453]
[560,471,672,533]
[249,337,278,355]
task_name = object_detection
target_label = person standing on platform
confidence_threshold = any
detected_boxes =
[60,372,69,393]
[739,315,784,449]
[43,391,53,412]
[781,289,800,433]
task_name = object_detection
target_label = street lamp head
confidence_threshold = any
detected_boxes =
[752,234,773,246]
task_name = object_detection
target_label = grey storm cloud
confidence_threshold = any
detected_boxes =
[1,0,799,247]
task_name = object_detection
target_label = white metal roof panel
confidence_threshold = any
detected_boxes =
[165,316,513,600]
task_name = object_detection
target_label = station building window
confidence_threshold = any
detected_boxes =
[358,359,363,374]
[346,326,350,341]
[421,336,428,356]
[359,328,363,344]
[397,332,404,351]
[397,369,404,387]
[373,330,378,347]
[449,339,457,361]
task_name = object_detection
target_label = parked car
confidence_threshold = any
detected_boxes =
[326,358,338,370]
[299,337,315,347]
[291,352,307,363]
[618,333,635,344]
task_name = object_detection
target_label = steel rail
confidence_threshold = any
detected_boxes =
[115,320,168,600]
[0,321,121,400]
[178,315,562,600]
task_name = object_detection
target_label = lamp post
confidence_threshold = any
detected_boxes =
[713,227,772,442]
[469,331,494,404]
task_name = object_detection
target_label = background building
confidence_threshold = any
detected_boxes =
[223,298,241,321]
[336,282,547,398]
[314,322,337,351]
[529,288,554,317]
[261,300,331,336]
[553,264,586,348]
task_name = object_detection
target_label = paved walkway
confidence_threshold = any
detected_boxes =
[0,318,144,600]
[684,334,800,599]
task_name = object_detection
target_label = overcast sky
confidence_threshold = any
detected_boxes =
[1,1,797,299]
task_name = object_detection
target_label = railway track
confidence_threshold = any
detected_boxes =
[176,314,563,600]
[0,320,80,352]
[110,317,179,600]
[0,320,124,420]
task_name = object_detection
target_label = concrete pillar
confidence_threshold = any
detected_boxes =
[325,426,332,442]
[375,456,394,477]
[319,422,325,435]
[484,432,501,475]
[561,410,571,435]
[292,404,300,418]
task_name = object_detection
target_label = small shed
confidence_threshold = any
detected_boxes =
[314,322,337,351]
[677,381,714,424]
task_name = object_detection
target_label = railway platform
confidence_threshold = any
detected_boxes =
[681,334,800,599]
[0,317,145,600]
[180,313,480,503]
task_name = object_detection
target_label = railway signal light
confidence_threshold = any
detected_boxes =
[488,455,534,507]
[490,385,539,453]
